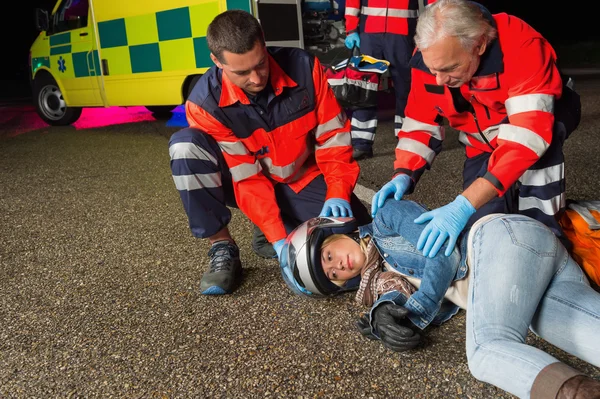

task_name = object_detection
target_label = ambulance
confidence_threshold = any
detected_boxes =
[30,0,304,125]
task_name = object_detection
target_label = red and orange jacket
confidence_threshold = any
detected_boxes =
[186,47,358,243]
[395,12,563,196]
[345,0,436,35]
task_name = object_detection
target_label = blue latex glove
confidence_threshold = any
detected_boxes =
[320,198,353,217]
[344,33,360,49]
[273,238,286,260]
[414,195,476,258]
[371,174,412,217]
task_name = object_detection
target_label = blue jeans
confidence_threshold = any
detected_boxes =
[465,214,600,398]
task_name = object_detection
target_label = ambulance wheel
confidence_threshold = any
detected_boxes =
[33,74,82,126]
[145,106,175,119]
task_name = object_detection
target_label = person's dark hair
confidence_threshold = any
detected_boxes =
[207,10,265,64]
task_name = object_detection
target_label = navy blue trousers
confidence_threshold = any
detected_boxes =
[351,32,414,151]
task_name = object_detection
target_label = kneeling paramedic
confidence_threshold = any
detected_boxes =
[168,10,371,295]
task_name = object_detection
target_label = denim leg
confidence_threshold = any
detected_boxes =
[169,128,236,238]
[530,255,600,368]
[465,214,567,399]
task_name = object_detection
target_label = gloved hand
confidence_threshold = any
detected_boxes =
[320,198,353,218]
[371,174,411,217]
[356,303,421,352]
[414,194,476,258]
[344,33,360,49]
[272,238,286,260]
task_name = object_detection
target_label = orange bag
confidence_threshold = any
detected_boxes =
[560,201,600,287]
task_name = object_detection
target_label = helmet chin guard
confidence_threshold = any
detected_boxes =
[280,216,360,297]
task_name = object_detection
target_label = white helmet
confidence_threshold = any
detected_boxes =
[280,216,361,297]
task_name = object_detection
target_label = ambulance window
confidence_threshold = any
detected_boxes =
[52,0,89,34]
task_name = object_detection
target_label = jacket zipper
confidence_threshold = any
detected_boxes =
[469,95,495,151]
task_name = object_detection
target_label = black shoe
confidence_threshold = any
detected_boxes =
[200,241,242,295]
[251,225,277,259]
[353,147,373,160]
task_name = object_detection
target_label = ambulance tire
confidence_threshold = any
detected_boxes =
[33,74,82,126]
[145,106,175,119]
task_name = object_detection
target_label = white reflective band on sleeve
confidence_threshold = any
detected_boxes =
[172,172,221,190]
[394,115,404,124]
[498,124,549,157]
[458,131,471,147]
[169,142,218,164]
[351,117,377,129]
[518,193,565,216]
[345,6,360,16]
[217,140,249,156]
[396,137,436,165]
[351,130,375,141]
[401,117,445,140]
[230,161,261,182]
[317,131,351,149]
[316,112,348,139]
[387,8,419,17]
[505,93,554,116]
[328,78,378,92]
[519,163,564,186]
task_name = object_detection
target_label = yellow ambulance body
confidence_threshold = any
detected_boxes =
[29,0,257,125]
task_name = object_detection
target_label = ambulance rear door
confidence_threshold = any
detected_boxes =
[253,0,304,48]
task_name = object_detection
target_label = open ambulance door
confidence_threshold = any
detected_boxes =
[253,0,304,49]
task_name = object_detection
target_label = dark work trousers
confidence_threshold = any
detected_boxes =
[351,32,414,151]
[169,128,371,239]
[462,122,570,249]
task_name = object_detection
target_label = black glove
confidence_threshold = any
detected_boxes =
[356,303,421,352]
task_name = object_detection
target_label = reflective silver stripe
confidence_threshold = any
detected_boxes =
[318,131,351,149]
[361,6,387,16]
[519,163,564,186]
[217,140,248,156]
[459,125,500,146]
[327,78,378,92]
[260,147,311,180]
[505,93,554,116]
[172,173,221,190]
[518,193,565,216]
[345,6,360,16]
[498,124,549,157]
[351,117,377,129]
[394,127,401,137]
[169,142,217,164]
[396,137,436,165]
[316,112,348,139]
[401,117,445,140]
[352,130,375,141]
[394,115,404,125]
[230,161,261,182]
[387,8,419,18]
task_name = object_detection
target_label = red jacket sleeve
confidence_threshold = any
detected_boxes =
[312,57,359,202]
[344,0,360,34]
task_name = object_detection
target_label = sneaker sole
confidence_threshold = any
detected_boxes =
[200,286,229,295]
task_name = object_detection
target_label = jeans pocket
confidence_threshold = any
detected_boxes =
[502,216,558,257]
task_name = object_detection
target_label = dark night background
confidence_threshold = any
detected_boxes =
[1,1,595,102]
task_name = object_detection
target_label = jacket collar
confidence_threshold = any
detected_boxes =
[409,2,504,78]
[219,52,298,107]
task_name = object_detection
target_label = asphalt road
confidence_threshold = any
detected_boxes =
[1,78,600,398]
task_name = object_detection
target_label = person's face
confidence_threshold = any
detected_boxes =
[321,236,365,282]
[421,35,486,87]
[210,40,269,95]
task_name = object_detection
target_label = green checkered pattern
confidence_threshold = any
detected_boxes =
[45,31,101,78]
[97,1,250,75]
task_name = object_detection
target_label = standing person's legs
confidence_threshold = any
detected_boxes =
[350,33,384,160]
[383,33,413,139]
[169,128,242,295]
[465,214,571,398]
[275,175,371,232]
